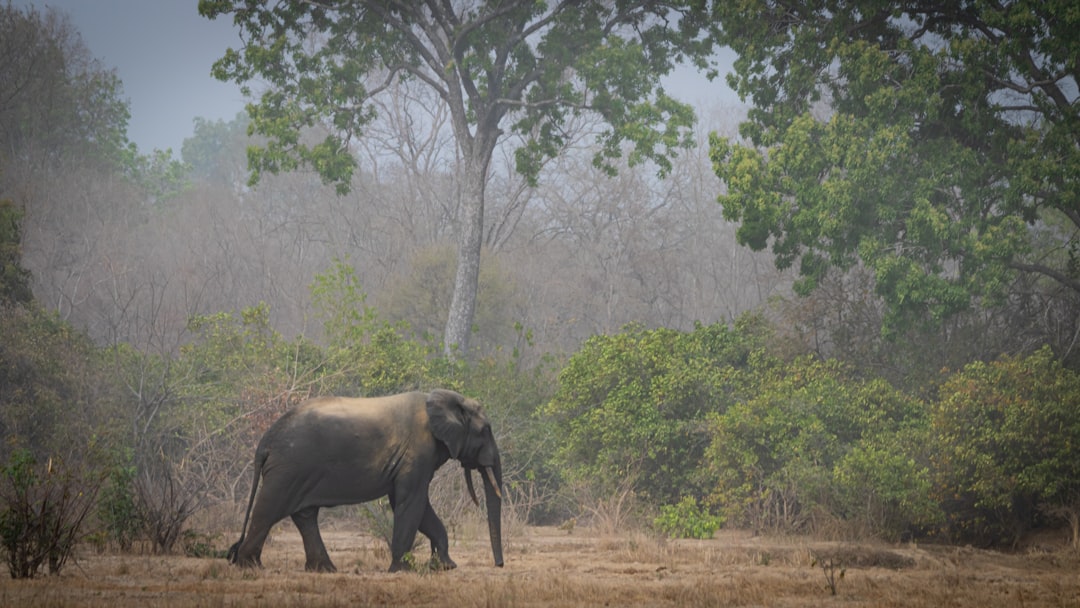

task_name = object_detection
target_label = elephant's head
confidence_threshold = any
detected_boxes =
[426,389,504,567]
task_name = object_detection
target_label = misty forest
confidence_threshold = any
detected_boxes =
[1,0,1079,582]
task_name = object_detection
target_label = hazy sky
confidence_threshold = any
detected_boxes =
[21,0,248,154]
[20,1,739,155]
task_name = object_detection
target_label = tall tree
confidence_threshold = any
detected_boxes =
[199,0,719,355]
[182,114,251,189]
[0,3,131,170]
[710,2,1079,338]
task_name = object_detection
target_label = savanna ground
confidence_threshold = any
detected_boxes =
[2,519,1077,607]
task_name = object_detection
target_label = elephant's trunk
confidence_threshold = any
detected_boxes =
[482,459,504,567]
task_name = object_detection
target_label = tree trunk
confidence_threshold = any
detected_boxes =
[442,145,490,357]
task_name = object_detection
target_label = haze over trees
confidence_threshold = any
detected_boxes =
[197,0,723,356]
[1,2,1078,575]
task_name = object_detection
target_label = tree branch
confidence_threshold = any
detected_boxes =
[1009,260,1080,295]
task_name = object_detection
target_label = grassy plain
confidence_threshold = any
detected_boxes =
[1,523,1076,607]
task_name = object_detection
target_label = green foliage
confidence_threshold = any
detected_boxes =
[355,497,397,552]
[138,303,314,540]
[311,258,381,351]
[311,259,435,396]
[0,200,32,306]
[711,2,1080,338]
[184,303,284,374]
[97,449,141,551]
[200,1,719,193]
[832,430,942,540]
[455,345,562,523]
[0,305,125,459]
[704,355,928,534]
[181,114,250,186]
[653,496,723,540]
[0,450,100,578]
[123,147,191,203]
[930,347,1080,545]
[544,318,766,504]
[178,302,326,414]
[178,302,302,427]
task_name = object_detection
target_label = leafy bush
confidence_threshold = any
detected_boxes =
[930,347,1080,546]
[654,496,723,539]
[0,305,128,461]
[832,430,941,540]
[0,450,100,578]
[97,448,141,551]
[311,259,438,396]
[544,317,766,505]
[705,355,927,535]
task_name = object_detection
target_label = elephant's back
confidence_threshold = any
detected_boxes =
[262,392,429,452]
[296,392,427,423]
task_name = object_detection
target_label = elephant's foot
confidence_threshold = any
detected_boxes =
[388,559,408,573]
[230,552,262,569]
[305,559,337,573]
[388,555,456,572]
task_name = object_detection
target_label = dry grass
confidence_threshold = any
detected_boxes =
[1,524,1077,607]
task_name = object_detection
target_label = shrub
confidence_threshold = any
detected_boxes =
[832,431,942,540]
[654,496,723,539]
[544,318,765,506]
[705,356,927,534]
[98,448,141,551]
[930,347,1080,546]
[0,450,100,578]
[134,452,204,554]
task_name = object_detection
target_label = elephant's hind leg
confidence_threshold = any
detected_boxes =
[291,506,336,573]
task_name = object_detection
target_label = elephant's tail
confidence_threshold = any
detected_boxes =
[229,446,268,564]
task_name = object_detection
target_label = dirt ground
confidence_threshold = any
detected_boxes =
[1,523,1077,607]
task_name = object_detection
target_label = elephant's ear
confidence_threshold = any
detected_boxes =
[426,389,467,459]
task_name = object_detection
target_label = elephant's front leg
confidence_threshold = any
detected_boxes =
[419,502,456,570]
[388,492,428,572]
[291,506,336,572]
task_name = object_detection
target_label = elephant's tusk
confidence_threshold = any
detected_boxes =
[485,467,502,499]
[464,468,480,507]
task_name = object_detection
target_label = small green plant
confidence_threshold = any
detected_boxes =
[181,529,226,558]
[653,496,723,539]
[0,450,100,578]
[401,551,421,573]
[84,530,108,554]
[98,448,141,551]
[811,551,846,596]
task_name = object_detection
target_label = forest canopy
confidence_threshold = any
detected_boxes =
[711,1,1080,340]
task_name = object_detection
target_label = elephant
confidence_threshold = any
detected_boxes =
[227,389,504,573]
